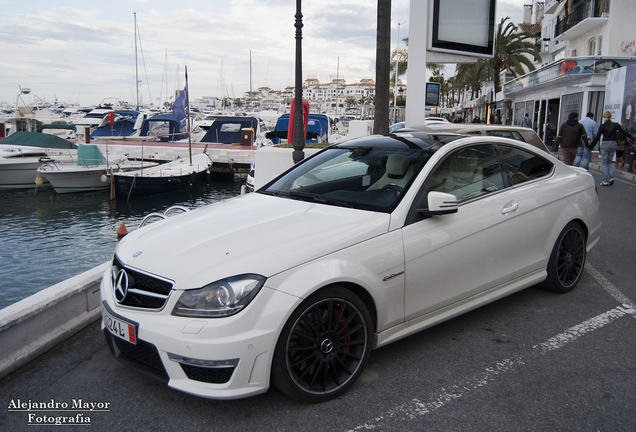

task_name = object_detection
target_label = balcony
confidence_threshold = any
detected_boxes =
[554,0,609,42]
[544,0,563,15]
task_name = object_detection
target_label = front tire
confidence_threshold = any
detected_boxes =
[271,286,373,403]
[541,222,586,293]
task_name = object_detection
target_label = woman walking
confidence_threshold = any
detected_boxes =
[589,111,635,186]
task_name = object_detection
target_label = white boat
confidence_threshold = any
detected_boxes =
[111,152,213,198]
[71,107,112,131]
[0,132,77,190]
[3,87,73,138]
[37,144,156,194]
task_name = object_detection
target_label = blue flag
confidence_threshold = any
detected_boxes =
[172,86,188,130]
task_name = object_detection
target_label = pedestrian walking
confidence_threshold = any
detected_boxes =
[555,112,589,166]
[520,113,532,128]
[590,111,635,186]
[616,130,627,167]
[574,112,598,170]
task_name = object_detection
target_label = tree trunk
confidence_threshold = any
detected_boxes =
[374,0,391,135]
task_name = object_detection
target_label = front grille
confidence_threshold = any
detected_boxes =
[112,255,173,309]
[180,364,235,384]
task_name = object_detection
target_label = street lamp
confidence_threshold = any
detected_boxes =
[393,21,405,119]
[292,0,305,164]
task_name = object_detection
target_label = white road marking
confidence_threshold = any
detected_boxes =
[532,305,635,353]
[585,262,636,310]
[348,264,636,431]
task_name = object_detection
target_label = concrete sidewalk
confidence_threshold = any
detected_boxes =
[552,147,636,182]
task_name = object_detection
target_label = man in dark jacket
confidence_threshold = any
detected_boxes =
[555,112,589,165]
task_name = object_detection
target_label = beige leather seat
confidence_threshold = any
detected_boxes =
[368,154,413,190]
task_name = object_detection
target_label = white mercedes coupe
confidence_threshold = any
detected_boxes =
[101,132,601,402]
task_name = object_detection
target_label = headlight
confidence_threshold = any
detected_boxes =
[171,274,266,318]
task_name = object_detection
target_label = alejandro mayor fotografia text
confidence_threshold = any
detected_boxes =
[7,398,111,426]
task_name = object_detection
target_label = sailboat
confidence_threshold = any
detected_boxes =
[36,143,156,194]
[110,66,213,199]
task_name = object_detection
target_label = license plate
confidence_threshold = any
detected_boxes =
[102,306,137,345]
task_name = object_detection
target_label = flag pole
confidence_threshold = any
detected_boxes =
[185,66,192,165]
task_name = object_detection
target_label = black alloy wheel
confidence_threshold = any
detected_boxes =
[541,222,587,293]
[271,287,372,403]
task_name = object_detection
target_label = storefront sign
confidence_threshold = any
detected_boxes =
[504,57,636,94]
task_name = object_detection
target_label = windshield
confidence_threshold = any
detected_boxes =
[261,146,432,212]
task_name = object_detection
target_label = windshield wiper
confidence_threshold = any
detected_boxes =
[288,191,353,208]
[259,190,291,198]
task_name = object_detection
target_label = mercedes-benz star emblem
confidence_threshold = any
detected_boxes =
[113,269,129,304]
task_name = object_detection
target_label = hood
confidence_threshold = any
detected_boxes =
[115,193,390,289]
[566,119,579,127]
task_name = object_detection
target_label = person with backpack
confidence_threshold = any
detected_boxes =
[520,113,532,128]
[555,112,589,166]
[589,111,635,186]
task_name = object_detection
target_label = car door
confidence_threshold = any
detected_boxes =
[495,144,556,277]
[401,144,530,321]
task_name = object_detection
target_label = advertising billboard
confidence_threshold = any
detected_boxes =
[425,82,441,107]
[429,0,495,58]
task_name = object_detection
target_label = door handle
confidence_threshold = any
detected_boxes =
[502,202,518,214]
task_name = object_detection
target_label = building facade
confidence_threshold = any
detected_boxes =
[504,0,636,146]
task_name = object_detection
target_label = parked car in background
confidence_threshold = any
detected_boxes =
[390,117,451,134]
[101,132,600,403]
[398,122,549,153]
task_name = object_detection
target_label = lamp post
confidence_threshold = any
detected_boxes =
[292,0,305,164]
[393,21,404,119]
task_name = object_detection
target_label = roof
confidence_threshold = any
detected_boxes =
[0,131,77,149]
[200,116,259,144]
[335,132,463,151]
[518,23,542,35]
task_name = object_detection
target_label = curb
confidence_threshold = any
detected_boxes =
[0,262,109,380]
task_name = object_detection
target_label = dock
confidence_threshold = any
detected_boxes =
[91,139,256,171]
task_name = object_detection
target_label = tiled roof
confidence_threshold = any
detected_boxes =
[519,23,542,35]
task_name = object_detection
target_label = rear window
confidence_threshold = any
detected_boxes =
[486,130,526,142]
[497,145,554,185]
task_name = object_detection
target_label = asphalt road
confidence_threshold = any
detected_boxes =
[1,169,635,432]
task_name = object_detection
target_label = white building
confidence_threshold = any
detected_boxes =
[503,0,636,145]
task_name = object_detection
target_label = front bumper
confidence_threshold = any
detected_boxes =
[100,268,300,400]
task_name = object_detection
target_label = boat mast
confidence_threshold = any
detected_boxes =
[164,48,168,111]
[336,57,340,118]
[250,50,253,110]
[134,12,139,110]
[185,66,192,165]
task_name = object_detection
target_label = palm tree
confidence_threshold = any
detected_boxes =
[390,37,446,84]
[455,60,490,100]
[490,17,541,94]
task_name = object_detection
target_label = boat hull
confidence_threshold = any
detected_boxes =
[111,153,213,198]
[113,170,209,198]
[39,167,108,194]
[0,158,50,190]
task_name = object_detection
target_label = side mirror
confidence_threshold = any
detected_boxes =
[417,191,458,217]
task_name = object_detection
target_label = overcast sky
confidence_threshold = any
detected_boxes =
[0,0,530,108]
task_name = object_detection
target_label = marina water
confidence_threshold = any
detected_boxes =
[0,173,246,310]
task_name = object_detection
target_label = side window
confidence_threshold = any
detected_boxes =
[497,145,554,185]
[487,130,514,139]
[511,131,525,142]
[425,145,505,202]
